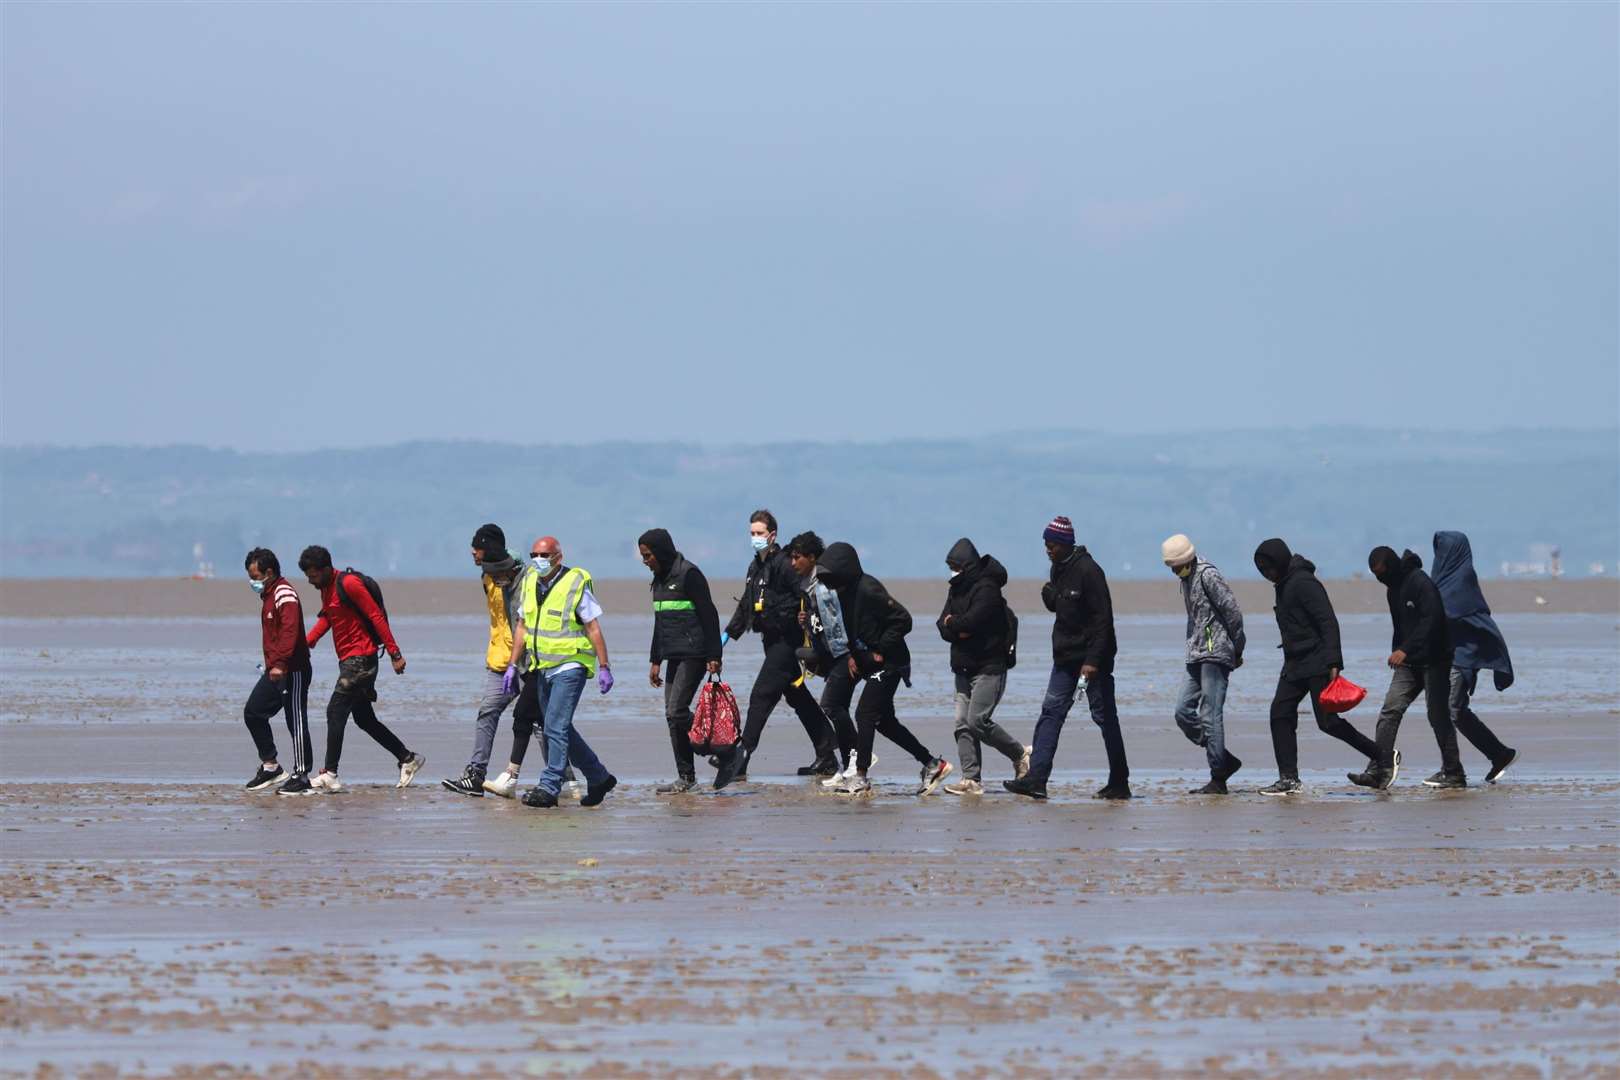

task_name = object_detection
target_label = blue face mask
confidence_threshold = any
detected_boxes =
[533,557,554,576]
[250,578,266,595]
[750,535,770,552]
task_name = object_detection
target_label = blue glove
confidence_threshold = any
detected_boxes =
[598,667,614,695]
[719,632,729,647]
[502,664,518,695]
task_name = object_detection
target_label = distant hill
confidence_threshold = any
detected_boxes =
[1,428,1614,580]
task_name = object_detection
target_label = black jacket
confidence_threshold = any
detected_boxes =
[724,543,801,645]
[936,538,1010,676]
[639,529,721,664]
[1382,549,1454,668]
[1256,539,1343,680]
[1042,546,1116,672]
[818,542,911,674]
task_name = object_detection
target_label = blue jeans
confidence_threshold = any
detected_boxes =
[1028,665,1129,786]
[469,666,519,773]
[533,667,611,796]
[1174,661,1230,773]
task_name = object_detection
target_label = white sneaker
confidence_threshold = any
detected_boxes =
[821,753,876,788]
[943,778,983,796]
[397,752,426,788]
[1391,748,1402,785]
[482,771,519,798]
[310,771,343,794]
[835,774,872,796]
[1015,746,1032,780]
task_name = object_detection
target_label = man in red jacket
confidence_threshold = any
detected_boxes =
[243,548,315,793]
[299,545,425,793]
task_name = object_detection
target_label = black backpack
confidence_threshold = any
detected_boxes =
[1004,601,1019,670]
[337,568,389,649]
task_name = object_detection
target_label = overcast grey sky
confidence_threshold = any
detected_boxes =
[3,2,1615,451]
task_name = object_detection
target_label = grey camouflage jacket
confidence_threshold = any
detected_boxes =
[1179,559,1245,668]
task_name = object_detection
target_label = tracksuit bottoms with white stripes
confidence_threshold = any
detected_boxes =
[244,667,314,776]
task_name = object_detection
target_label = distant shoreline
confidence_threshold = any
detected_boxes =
[1,577,1612,619]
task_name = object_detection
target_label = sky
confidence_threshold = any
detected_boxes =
[3,2,1616,451]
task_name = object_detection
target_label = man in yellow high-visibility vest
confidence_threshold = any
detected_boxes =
[508,535,618,809]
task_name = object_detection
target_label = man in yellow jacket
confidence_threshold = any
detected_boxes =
[442,524,527,796]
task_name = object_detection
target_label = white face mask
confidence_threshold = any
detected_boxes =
[947,569,961,580]
[750,535,770,552]
[533,556,554,576]
[250,578,266,595]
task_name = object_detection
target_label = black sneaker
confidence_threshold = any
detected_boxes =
[797,756,839,778]
[1002,777,1048,800]
[246,764,286,791]
[657,778,698,795]
[580,774,617,807]
[1260,777,1302,796]
[1423,771,1467,790]
[714,747,744,791]
[1213,752,1242,784]
[277,772,313,796]
[1192,778,1228,795]
[1347,768,1380,789]
[1485,749,1517,784]
[441,768,486,797]
[521,786,559,808]
[1094,782,1132,800]
[732,747,752,783]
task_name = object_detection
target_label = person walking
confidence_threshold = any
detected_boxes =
[1252,538,1379,796]
[1005,516,1131,801]
[1431,530,1519,783]
[443,524,527,796]
[785,532,863,785]
[637,528,729,793]
[241,547,315,794]
[508,537,618,809]
[299,545,425,792]
[936,538,1029,796]
[723,510,839,780]
[816,542,952,797]
[1352,546,1463,790]
[1162,534,1245,794]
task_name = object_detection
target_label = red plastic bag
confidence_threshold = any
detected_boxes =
[1319,674,1367,714]
[689,677,740,753]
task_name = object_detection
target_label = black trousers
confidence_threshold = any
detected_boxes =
[741,639,835,762]
[324,654,411,773]
[1269,670,1378,779]
[820,662,859,761]
[244,667,313,775]
[663,657,708,781]
[854,666,933,773]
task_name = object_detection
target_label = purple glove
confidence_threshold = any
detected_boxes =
[597,667,614,695]
[502,664,518,695]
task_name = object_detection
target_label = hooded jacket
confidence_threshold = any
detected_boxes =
[639,528,722,664]
[1179,558,1245,668]
[1379,549,1454,669]
[936,538,1011,676]
[818,542,911,674]
[1254,539,1341,680]
[1431,531,1513,690]
[724,542,801,645]
[1041,546,1116,672]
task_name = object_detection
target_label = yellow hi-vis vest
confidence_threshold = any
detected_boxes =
[522,566,598,676]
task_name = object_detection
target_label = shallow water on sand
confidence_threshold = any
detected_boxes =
[0,614,1616,1076]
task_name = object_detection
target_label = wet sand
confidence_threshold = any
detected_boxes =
[1,613,1617,1076]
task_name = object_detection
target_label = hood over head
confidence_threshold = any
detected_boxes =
[1253,538,1293,579]
[946,538,980,572]
[637,528,679,578]
[817,542,865,590]
[1431,531,1482,616]
[981,554,1009,587]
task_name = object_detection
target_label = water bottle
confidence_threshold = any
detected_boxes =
[1073,672,1089,706]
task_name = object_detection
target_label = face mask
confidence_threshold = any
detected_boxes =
[750,535,769,552]
[1174,564,1193,579]
[948,569,961,580]
[250,578,266,595]
[533,557,554,576]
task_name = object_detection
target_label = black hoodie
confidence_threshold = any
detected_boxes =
[638,528,722,664]
[936,538,1011,675]
[1254,538,1342,680]
[818,541,911,673]
[1380,549,1454,668]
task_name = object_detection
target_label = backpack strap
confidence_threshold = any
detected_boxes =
[336,569,385,649]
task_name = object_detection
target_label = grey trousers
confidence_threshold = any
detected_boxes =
[1375,662,1460,776]
[469,666,519,773]
[953,671,1024,781]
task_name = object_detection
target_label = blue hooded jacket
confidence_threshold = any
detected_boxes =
[1431,531,1514,691]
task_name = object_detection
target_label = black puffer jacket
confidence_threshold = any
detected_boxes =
[818,542,911,674]
[1042,546,1116,672]
[1255,539,1342,680]
[936,538,1010,676]
[1382,549,1454,668]
[639,528,721,664]
[724,543,801,645]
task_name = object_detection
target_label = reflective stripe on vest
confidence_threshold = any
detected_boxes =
[652,599,695,612]
[522,566,597,675]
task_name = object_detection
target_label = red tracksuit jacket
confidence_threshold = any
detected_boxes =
[261,576,312,673]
